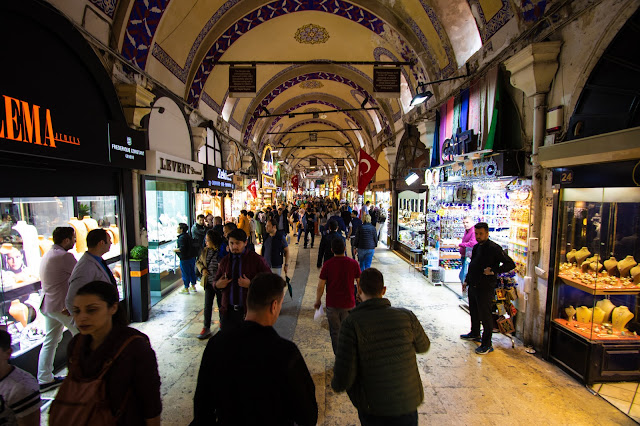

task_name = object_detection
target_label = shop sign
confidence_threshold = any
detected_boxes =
[442,158,499,182]
[145,150,203,180]
[108,121,146,169]
[201,165,235,189]
[262,175,276,189]
[441,129,478,163]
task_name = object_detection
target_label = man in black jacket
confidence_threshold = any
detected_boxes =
[191,273,318,426]
[317,220,343,268]
[191,214,207,254]
[175,223,198,294]
[461,222,515,355]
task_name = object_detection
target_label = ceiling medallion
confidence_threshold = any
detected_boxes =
[300,80,324,89]
[295,23,330,45]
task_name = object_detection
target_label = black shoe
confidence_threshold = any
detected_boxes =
[40,376,65,392]
[475,345,494,355]
[460,332,481,341]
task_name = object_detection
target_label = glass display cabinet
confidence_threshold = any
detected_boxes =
[547,187,640,384]
[0,195,122,358]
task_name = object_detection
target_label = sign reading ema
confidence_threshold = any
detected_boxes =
[0,94,79,149]
[229,66,257,98]
[373,67,400,97]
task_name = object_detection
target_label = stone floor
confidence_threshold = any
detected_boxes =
[43,238,638,425]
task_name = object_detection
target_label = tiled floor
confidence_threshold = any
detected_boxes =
[41,239,639,425]
[591,382,640,423]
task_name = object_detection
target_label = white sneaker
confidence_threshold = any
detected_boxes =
[191,285,198,293]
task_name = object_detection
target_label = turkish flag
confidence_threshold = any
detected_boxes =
[357,149,380,195]
[291,175,299,191]
[248,180,257,198]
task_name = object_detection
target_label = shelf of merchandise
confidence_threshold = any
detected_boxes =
[399,224,425,234]
[559,276,640,296]
[553,318,640,342]
[148,240,174,247]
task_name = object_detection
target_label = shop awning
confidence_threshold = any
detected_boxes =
[539,126,640,168]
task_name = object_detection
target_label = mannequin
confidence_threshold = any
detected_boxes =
[604,257,619,277]
[82,216,99,231]
[595,299,616,322]
[565,305,576,321]
[13,221,39,273]
[589,306,606,324]
[9,299,29,327]
[611,306,634,331]
[566,249,577,264]
[109,224,120,245]
[38,235,54,255]
[617,255,637,277]
[574,247,591,265]
[68,218,88,253]
[630,265,640,284]
[576,306,592,323]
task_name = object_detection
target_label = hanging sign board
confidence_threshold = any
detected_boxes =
[144,150,204,180]
[108,121,146,169]
[229,66,256,98]
[373,67,401,97]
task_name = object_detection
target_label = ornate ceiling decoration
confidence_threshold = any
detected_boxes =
[299,80,324,89]
[294,23,330,44]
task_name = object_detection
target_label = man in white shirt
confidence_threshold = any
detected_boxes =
[0,330,42,426]
[37,227,78,391]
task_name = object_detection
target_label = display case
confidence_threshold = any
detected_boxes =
[396,190,426,253]
[0,195,122,356]
[548,187,640,384]
[145,179,189,301]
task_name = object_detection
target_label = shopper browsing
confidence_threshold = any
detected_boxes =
[261,218,289,276]
[195,230,223,340]
[175,223,198,294]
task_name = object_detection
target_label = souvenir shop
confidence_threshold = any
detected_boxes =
[0,1,141,374]
[540,129,640,384]
[196,165,235,219]
[141,151,202,304]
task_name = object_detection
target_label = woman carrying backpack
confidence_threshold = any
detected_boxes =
[195,230,223,340]
[50,281,161,426]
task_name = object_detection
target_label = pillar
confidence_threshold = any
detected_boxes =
[504,41,561,349]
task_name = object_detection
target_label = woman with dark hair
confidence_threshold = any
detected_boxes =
[50,281,162,426]
[195,230,223,339]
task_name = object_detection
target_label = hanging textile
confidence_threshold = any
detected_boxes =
[430,110,440,168]
[460,88,470,132]
[445,97,455,141]
[485,75,501,150]
[468,81,481,138]
[439,103,447,164]
[452,93,461,135]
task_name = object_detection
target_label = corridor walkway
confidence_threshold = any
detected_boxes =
[131,241,636,425]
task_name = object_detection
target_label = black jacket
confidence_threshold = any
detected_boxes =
[191,321,318,426]
[466,239,515,286]
[191,223,207,248]
[177,232,196,260]
[354,223,378,249]
[317,231,344,268]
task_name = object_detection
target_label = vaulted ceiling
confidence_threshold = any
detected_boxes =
[109,0,506,176]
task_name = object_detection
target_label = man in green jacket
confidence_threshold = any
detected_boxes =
[331,268,430,425]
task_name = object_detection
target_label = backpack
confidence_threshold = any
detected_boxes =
[49,335,143,426]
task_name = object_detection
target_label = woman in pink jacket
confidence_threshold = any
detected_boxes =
[458,217,477,286]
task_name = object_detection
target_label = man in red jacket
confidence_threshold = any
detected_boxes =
[213,229,270,330]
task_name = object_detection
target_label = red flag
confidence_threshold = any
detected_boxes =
[291,175,299,191]
[248,180,257,198]
[357,150,380,195]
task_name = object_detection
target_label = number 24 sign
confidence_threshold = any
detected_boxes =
[560,170,573,184]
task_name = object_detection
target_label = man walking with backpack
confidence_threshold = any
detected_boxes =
[176,223,198,294]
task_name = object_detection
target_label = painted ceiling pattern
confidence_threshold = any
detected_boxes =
[294,23,330,44]
[114,0,524,169]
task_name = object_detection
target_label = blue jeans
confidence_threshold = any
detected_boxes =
[357,248,375,271]
[459,257,470,283]
[180,258,197,288]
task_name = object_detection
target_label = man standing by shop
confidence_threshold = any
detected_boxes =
[191,273,318,426]
[38,227,78,391]
[66,228,116,311]
[347,210,362,259]
[175,223,198,294]
[213,229,271,330]
[332,268,429,426]
[261,218,289,276]
[461,222,515,355]
[314,238,360,354]
[191,214,207,254]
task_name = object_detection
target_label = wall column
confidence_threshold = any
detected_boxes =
[504,41,561,349]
